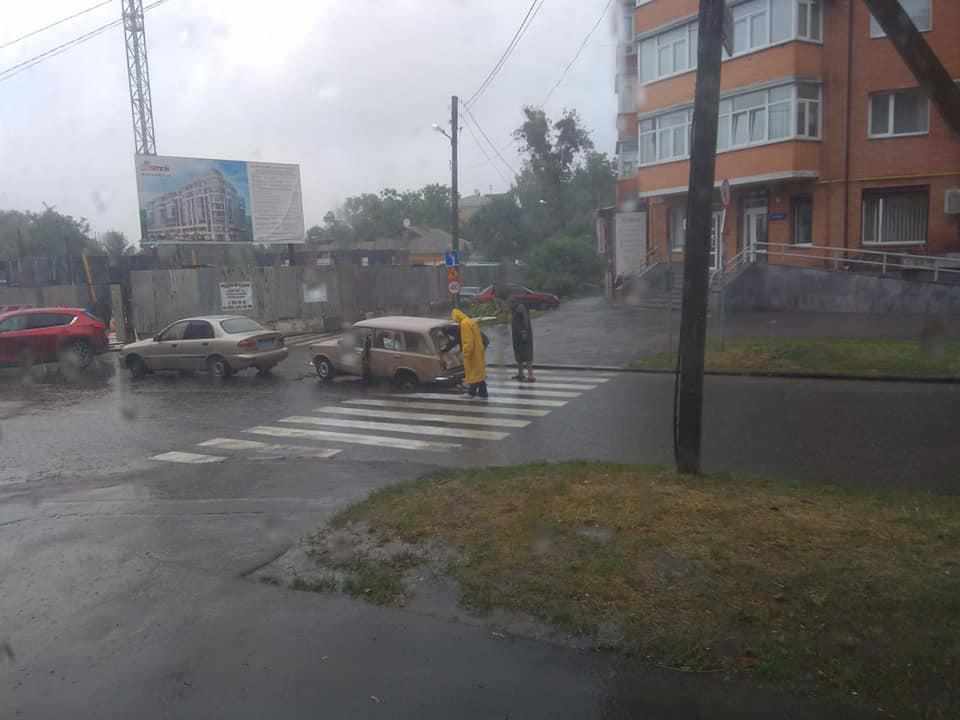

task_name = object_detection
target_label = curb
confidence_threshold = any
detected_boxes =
[488,362,960,384]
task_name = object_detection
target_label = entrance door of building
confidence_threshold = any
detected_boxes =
[743,203,768,263]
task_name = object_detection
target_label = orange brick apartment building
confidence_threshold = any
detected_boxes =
[612,0,960,276]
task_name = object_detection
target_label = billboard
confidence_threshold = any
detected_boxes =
[135,154,305,245]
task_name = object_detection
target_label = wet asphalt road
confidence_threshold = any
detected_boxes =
[2,301,957,718]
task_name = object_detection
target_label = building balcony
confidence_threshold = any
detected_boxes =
[629,140,821,199]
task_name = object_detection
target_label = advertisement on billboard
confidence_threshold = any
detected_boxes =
[135,154,305,245]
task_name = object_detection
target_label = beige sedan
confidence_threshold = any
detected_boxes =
[121,315,288,379]
[310,316,464,390]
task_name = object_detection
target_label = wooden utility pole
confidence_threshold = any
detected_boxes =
[450,95,461,308]
[675,0,725,475]
[862,0,960,136]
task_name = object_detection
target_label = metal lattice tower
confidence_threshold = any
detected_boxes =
[122,0,156,155]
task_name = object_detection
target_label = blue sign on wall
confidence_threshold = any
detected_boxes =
[444,251,460,267]
[768,212,787,221]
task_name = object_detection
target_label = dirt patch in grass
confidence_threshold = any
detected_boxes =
[633,337,960,378]
[330,462,960,718]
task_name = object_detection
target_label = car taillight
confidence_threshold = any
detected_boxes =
[238,339,257,350]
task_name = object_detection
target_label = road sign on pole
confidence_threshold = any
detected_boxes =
[444,250,460,268]
[721,178,731,208]
[448,280,462,295]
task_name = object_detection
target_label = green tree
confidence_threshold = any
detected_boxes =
[526,234,603,297]
[0,205,97,259]
[100,230,134,259]
[465,194,527,260]
[511,108,612,246]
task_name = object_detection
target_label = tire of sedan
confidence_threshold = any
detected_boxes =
[63,339,93,369]
[393,369,418,393]
[206,355,232,379]
[127,355,147,380]
[314,356,335,381]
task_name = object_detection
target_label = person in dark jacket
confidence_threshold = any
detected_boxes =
[510,298,535,382]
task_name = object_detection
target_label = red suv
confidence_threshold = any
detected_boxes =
[0,307,108,370]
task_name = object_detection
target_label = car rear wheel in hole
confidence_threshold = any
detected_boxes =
[206,355,232,379]
[314,356,335,381]
[127,355,147,380]
[393,369,418,393]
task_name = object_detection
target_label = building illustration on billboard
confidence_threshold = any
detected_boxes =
[136,155,304,245]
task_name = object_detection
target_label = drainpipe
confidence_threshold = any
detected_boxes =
[842,0,854,252]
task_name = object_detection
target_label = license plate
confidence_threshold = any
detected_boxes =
[256,339,274,350]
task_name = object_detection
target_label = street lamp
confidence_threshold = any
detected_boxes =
[431,123,451,140]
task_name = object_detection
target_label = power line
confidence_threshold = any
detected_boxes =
[460,101,518,179]
[0,0,113,51]
[0,0,173,84]
[541,0,614,107]
[461,112,511,185]
[465,0,545,108]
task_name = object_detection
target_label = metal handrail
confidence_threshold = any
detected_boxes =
[752,242,960,282]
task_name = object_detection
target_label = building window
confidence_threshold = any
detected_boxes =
[796,83,821,137]
[792,196,813,245]
[670,205,686,251]
[797,0,822,41]
[862,189,928,245]
[870,0,931,38]
[869,89,929,137]
[639,110,692,164]
[639,23,698,83]
[639,82,821,166]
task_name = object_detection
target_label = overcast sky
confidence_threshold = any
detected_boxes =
[0,0,616,243]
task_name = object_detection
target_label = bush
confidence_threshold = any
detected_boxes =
[526,235,603,297]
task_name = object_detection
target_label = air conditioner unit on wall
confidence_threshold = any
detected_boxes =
[946,189,960,215]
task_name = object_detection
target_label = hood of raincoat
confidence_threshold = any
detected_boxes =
[451,309,468,323]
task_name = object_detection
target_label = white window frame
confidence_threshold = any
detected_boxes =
[869,0,931,38]
[868,89,930,138]
[638,82,821,167]
[639,23,698,84]
[796,0,822,41]
[638,1,823,86]
[861,189,929,246]
[795,84,821,138]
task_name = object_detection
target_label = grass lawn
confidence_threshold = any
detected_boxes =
[632,337,960,378]
[333,462,960,718]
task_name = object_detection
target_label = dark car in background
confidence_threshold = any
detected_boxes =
[0,307,108,370]
[474,284,560,309]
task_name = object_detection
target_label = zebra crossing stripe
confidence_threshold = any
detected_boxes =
[344,399,551,417]
[486,371,610,384]
[471,387,582,398]
[381,393,567,408]
[151,451,226,464]
[315,406,531,428]
[198,438,341,458]
[486,381,597,391]
[278,415,510,441]
[246,425,460,452]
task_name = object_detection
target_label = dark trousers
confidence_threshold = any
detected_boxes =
[468,380,488,398]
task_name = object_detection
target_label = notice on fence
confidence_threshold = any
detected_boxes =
[220,282,254,312]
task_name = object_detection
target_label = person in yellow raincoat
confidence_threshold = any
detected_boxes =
[452,309,488,398]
